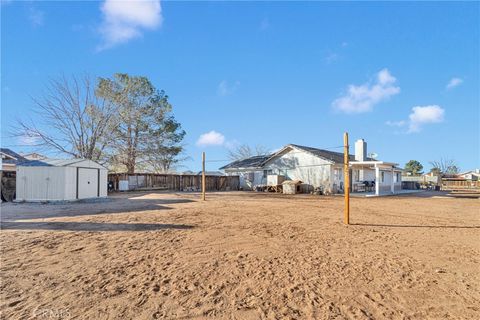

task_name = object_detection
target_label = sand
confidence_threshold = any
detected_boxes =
[1,191,479,319]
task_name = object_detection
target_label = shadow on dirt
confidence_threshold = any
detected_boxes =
[1,221,195,232]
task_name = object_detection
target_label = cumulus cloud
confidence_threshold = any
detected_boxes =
[217,80,240,96]
[408,105,445,133]
[98,0,162,50]
[387,105,445,133]
[446,77,463,90]
[332,68,400,114]
[196,131,225,147]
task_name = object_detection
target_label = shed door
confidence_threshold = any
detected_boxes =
[77,168,99,199]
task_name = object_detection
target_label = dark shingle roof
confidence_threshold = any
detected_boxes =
[219,154,273,170]
[289,144,374,163]
[0,148,27,164]
[219,144,376,170]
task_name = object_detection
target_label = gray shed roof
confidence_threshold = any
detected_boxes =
[18,158,107,169]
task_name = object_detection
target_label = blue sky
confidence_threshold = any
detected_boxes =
[1,1,479,172]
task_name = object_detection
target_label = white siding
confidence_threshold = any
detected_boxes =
[64,166,77,200]
[263,148,333,191]
[16,167,66,201]
[15,160,108,202]
[99,169,108,197]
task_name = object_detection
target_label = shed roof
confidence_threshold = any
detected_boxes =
[18,158,107,170]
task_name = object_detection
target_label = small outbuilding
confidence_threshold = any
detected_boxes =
[282,180,302,195]
[16,159,108,202]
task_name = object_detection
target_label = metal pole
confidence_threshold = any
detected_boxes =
[202,152,206,201]
[344,132,350,225]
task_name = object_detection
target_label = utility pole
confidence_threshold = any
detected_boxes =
[344,132,350,225]
[202,152,206,201]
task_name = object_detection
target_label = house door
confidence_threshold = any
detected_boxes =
[77,168,99,199]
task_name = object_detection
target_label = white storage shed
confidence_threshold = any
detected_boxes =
[16,159,108,202]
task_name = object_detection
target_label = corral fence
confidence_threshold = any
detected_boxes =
[441,179,480,190]
[108,173,240,192]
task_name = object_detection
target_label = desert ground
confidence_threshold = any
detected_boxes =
[1,191,479,320]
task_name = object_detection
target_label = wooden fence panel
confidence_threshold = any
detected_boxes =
[108,173,239,192]
[442,180,480,189]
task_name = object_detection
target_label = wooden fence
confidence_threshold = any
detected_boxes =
[108,173,240,192]
[442,180,480,190]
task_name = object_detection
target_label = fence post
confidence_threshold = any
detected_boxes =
[202,152,206,201]
[344,132,350,225]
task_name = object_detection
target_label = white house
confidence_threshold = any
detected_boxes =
[220,139,403,196]
[16,159,108,202]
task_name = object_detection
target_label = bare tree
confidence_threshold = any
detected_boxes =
[228,144,270,161]
[429,158,460,175]
[14,75,116,162]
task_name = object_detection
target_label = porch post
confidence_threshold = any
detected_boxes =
[375,165,380,196]
[391,167,395,194]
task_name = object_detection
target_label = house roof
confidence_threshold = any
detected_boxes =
[220,143,378,171]
[219,154,273,170]
[288,144,374,163]
[0,148,27,164]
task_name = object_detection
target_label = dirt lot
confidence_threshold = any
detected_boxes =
[1,191,479,319]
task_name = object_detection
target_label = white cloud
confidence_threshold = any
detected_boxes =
[385,120,406,127]
[332,68,400,114]
[196,131,225,147]
[18,134,41,146]
[98,0,162,50]
[28,6,45,27]
[408,105,445,133]
[388,105,445,133]
[217,80,240,96]
[446,77,463,90]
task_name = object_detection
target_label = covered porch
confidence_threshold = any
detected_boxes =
[349,160,403,196]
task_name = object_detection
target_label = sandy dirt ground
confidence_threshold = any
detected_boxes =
[1,191,479,319]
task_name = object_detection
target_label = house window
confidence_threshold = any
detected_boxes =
[246,172,254,182]
[334,168,341,180]
[381,171,385,183]
[355,169,360,182]
[263,170,272,178]
[396,172,401,183]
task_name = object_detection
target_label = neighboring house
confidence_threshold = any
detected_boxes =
[21,152,47,161]
[458,169,480,181]
[1,148,27,172]
[1,148,28,201]
[220,139,403,196]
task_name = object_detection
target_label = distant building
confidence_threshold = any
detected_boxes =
[1,148,27,172]
[21,152,47,161]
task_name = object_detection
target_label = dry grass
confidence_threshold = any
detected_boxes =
[1,191,479,319]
